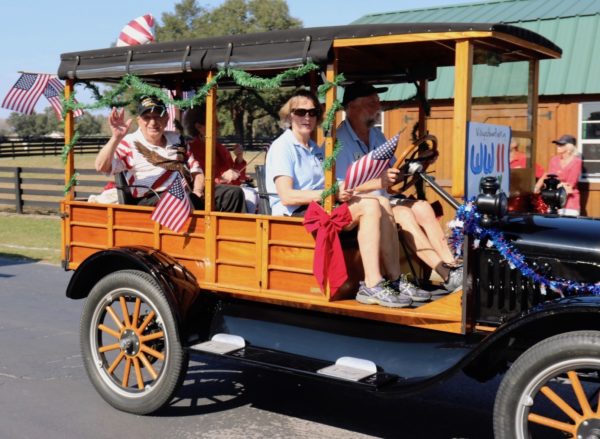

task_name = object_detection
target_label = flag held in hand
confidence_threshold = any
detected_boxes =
[344,133,400,190]
[151,177,191,233]
[116,14,155,47]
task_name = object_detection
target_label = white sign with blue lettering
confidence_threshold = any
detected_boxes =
[465,122,511,199]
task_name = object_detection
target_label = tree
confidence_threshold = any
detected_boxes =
[156,0,303,144]
[7,108,107,137]
[157,0,301,40]
[8,108,59,137]
[74,113,106,136]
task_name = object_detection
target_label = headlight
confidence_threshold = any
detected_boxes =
[476,176,508,226]
[541,174,567,214]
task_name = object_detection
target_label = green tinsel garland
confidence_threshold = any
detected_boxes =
[60,63,321,193]
[61,131,80,164]
[61,66,420,202]
[64,172,79,195]
[316,73,346,203]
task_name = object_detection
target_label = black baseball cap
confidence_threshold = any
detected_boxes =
[137,96,167,116]
[342,82,388,106]
[552,134,576,145]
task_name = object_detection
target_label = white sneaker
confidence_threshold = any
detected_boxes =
[443,267,463,292]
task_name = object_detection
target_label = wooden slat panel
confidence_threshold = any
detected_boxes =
[269,245,313,271]
[70,205,108,223]
[114,230,153,247]
[217,216,257,238]
[185,215,206,234]
[217,240,256,266]
[71,246,99,262]
[217,264,257,288]
[71,225,107,246]
[268,270,322,296]
[269,220,314,244]
[113,209,154,229]
[178,259,205,281]
[161,234,205,258]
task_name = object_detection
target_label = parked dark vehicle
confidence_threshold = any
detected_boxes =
[58,23,600,438]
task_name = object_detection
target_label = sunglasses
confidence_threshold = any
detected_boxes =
[292,108,320,118]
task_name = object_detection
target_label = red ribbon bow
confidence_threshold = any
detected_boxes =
[303,201,352,297]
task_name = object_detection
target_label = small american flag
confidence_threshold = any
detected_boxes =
[1,73,50,115]
[151,176,191,232]
[165,90,195,131]
[344,133,400,190]
[43,77,84,119]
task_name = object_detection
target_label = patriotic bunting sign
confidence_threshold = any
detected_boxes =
[116,14,155,47]
[344,133,400,190]
[1,73,50,115]
[151,176,191,232]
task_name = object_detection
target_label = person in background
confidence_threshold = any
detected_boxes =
[182,107,252,212]
[534,134,583,216]
[509,140,527,169]
[266,89,428,308]
[335,82,462,293]
[509,139,544,178]
[95,96,205,209]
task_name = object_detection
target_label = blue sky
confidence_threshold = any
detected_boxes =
[0,0,475,119]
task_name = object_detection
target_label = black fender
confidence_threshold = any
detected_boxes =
[66,246,213,343]
[462,295,600,381]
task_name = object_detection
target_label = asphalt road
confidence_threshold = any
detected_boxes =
[0,257,501,439]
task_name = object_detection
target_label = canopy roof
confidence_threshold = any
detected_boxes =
[58,23,560,89]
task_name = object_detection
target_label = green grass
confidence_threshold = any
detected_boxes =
[0,214,61,265]
[0,154,96,169]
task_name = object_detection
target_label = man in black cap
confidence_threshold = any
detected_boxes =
[335,82,462,294]
[95,96,245,213]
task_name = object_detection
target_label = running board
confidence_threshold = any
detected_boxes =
[189,336,398,390]
[191,333,245,355]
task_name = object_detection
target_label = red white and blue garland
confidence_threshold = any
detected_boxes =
[448,200,600,297]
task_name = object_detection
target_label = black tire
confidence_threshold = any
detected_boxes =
[494,330,600,439]
[80,269,188,414]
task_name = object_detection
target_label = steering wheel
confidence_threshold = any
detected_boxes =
[387,134,439,194]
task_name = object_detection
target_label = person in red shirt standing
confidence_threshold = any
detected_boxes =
[183,107,258,212]
[509,140,545,178]
[534,134,583,216]
[509,140,527,169]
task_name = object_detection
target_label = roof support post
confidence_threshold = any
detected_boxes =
[205,72,217,212]
[64,79,75,201]
[323,56,338,214]
[417,79,428,137]
[452,39,473,198]
[528,59,539,187]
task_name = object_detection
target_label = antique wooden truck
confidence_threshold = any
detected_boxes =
[59,23,600,438]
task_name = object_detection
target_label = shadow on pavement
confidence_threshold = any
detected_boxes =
[0,255,40,277]
[158,353,497,437]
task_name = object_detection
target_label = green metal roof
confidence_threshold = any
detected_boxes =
[354,0,600,98]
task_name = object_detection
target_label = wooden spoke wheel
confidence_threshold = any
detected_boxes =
[80,270,188,414]
[494,331,600,439]
[388,134,439,194]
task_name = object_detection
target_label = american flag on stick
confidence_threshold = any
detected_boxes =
[165,89,196,132]
[1,73,50,115]
[43,77,84,119]
[151,176,192,232]
[344,133,400,190]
